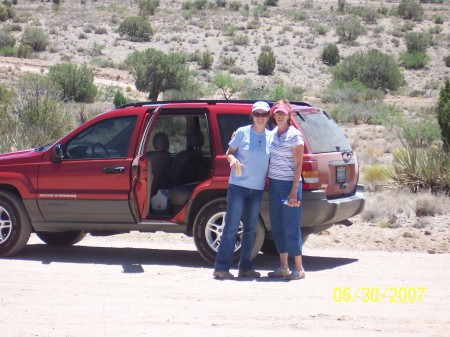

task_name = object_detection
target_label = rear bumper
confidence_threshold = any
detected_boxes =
[260,184,365,233]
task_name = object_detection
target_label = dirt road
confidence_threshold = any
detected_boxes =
[1,233,449,337]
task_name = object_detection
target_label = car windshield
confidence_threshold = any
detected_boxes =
[293,112,352,153]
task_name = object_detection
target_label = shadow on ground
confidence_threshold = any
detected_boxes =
[8,243,358,274]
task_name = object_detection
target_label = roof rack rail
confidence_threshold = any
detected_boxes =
[117,99,312,109]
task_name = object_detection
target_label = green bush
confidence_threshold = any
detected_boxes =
[444,55,450,67]
[118,16,154,42]
[404,31,430,52]
[264,0,278,6]
[399,51,430,69]
[17,43,33,58]
[257,46,275,75]
[399,119,441,148]
[397,0,424,21]
[125,48,190,101]
[331,49,404,91]
[321,43,340,66]
[138,0,160,16]
[21,26,49,52]
[113,90,129,108]
[384,147,449,194]
[322,80,384,104]
[228,1,241,11]
[437,77,450,151]
[10,73,75,148]
[48,63,98,103]
[0,28,15,48]
[335,18,366,44]
[197,50,214,70]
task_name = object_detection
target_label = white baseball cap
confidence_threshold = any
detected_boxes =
[252,101,270,113]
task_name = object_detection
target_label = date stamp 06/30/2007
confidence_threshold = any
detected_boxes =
[333,287,426,303]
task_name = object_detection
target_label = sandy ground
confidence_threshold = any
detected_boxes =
[1,233,450,337]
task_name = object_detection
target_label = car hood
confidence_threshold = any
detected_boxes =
[0,149,45,166]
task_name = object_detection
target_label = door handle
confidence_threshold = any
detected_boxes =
[102,167,125,174]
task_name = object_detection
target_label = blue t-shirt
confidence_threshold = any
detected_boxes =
[228,125,270,190]
[268,126,304,181]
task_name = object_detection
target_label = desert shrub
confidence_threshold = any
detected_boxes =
[321,43,340,66]
[399,51,429,69]
[216,0,227,8]
[113,90,129,107]
[232,35,249,46]
[404,32,430,52]
[228,1,241,11]
[48,63,98,103]
[444,56,450,67]
[384,147,449,194]
[331,49,404,91]
[437,77,450,151]
[337,0,346,13]
[118,16,154,42]
[10,73,75,148]
[397,0,424,21]
[397,119,441,148]
[196,50,214,70]
[316,24,327,35]
[0,84,12,123]
[162,79,203,100]
[211,72,245,100]
[264,0,278,6]
[17,43,33,58]
[125,48,190,101]
[335,18,366,44]
[21,26,49,52]
[433,16,443,24]
[0,27,15,48]
[362,164,389,191]
[182,0,207,10]
[138,0,160,16]
[264,83,304,102]
[322,80,384,104]
[257,46,275,75]
[0,4,15,21]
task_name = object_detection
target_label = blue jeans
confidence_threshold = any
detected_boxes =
[214,184,263,272]
[269,178,302,256]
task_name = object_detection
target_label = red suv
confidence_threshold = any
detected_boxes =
[0,100,365,263]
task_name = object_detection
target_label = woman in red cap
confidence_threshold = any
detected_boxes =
[267,99,305,280]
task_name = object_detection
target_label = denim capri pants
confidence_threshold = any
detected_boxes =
[268,178,303,256]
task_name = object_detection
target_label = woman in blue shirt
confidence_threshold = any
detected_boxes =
[213,101,271,280]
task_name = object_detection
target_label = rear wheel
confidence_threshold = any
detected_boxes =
[193,198,265,265]
[0,191,32,257]
[36,231,87,246]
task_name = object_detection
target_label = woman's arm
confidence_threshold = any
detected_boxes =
[286,144,304,206]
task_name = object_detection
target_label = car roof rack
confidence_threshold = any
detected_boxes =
[118,100,312,109]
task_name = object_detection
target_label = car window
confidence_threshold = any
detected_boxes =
[65,116,137,159]
[293,113,352,153]
[217,114,252,153]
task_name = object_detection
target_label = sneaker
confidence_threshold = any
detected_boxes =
[238,269,261,278]
[267,267,290,278]
[213,271,235,280]
[285,269,305,281]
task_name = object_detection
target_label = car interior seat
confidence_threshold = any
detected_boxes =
[147,132,172,198]
[168,129,208,209]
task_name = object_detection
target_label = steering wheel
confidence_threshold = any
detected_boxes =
[91,143,110,158]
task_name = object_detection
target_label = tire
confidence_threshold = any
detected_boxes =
[193,198,265,265]
[0,191,32,257]
[36,231,87,246]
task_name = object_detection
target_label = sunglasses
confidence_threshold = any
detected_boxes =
[253,112,269,118]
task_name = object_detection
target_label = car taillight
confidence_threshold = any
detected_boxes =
[302,155,319,189]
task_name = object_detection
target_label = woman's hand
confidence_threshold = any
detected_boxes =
[286,190,301,207]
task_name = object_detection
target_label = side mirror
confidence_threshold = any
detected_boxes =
[52,144,64,163]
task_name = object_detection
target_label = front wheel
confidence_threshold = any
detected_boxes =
[36,231,87,246]
[0,191,32,257]
[193,198,265,265]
